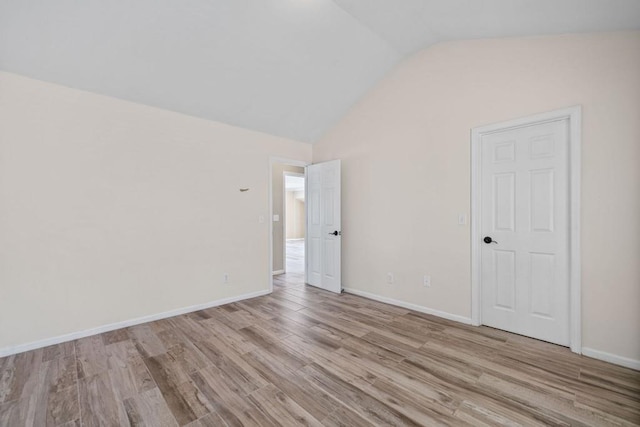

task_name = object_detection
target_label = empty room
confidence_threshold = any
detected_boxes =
[1,1,639,426]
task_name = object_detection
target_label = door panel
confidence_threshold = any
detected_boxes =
[530,169,554,232]
[481,119,569,346]
[493,249,516,311]
[306,160,341,293]
[493,173,515,231]
[529,252,555,318]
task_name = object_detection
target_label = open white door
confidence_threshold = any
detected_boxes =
[305,160,341,293]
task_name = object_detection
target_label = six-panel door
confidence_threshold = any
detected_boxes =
[306,159,341,293]
[481,119,570,346]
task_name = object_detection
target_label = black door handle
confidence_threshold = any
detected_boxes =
[329,231,341,236]
[483,236,498,244]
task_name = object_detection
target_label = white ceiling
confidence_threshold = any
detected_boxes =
[1,1,639,143]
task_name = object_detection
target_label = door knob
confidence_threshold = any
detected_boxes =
[329,230,341,236]
[483,236,497,244]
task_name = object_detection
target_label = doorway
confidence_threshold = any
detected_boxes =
[268,158,342,294]
[471,106,582,353]
[270,160,307,290]
[282,172,306,286]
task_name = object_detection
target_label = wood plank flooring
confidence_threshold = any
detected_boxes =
[2,245,639,425]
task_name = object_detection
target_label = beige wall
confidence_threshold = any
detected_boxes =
[271,164,304,272]
[313,32,640,362]
[0,71,311,353]
[286,191,305,239]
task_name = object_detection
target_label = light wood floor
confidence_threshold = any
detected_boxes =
[1,249,639,426]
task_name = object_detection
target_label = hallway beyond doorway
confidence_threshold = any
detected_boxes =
[274,239,304,289]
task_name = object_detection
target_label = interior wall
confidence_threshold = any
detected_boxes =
[313,31,640,362]
[0,71,311,353]
[271,164,304,273]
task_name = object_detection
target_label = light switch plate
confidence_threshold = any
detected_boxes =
[273,214,280,222]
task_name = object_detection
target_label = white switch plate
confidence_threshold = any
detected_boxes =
[423,275,431,287]
[273,214,280,222]
[458,214,467,225]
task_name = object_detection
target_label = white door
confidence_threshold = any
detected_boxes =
[481,119,570,346]
[306,160,341,293]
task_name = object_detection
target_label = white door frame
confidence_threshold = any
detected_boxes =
[269,157,310,293]
[470,106,582,354]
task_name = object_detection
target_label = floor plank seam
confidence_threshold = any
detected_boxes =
[72,342,82,427]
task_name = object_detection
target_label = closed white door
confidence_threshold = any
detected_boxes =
[306,160,341,293]
[481,119,569,346]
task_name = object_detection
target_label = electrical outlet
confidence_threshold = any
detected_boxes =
[423,275,431,287]
[386,272,394,285]
[223,273,230,284]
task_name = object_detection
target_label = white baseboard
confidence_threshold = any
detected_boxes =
[0,289,270,358]
[582,347,640,371]
[343,288,474,326]
[272,270,285,275]
[343,289,639,372]
[6,286,637,373]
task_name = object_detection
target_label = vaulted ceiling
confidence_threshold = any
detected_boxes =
[1,0,639,142]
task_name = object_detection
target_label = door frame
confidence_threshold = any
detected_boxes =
[268,157,310,293]
[470,106,582,354]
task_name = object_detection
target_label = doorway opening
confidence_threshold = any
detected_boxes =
[268,158,342,294]
[271,160,307,290]
[282,172,305,286]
